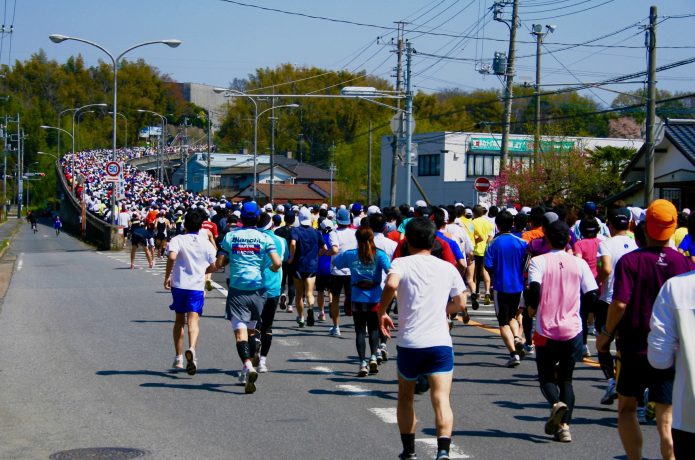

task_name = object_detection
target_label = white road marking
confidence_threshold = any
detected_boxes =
[275,338,301,347]
[336,384,372,397]
[210,280,227,296]
[16,254,23,271]
[416,438,469,459]
[311,366,333,374]
[368,407,398,424]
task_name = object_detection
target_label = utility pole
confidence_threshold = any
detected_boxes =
[498,0,519,172]
[531,24,555,164]
[389,21,406,206]
[270,96,276,204]
[404,40,414,206]
[368,120,373,205]
[17,118,23,218]
[206,108,212,197]
[182,117,188,191]
[644,5,657,206]
[1,117,6,220]
[329,143,336,208]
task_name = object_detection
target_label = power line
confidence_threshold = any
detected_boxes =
[526,0,615,21]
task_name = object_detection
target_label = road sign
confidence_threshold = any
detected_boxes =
[105,161,121,177]
[474,177,491,193]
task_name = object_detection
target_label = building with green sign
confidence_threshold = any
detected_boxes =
[379,131,643,207]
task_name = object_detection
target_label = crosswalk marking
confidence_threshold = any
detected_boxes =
[416,438,469,459]
[336,384,372,397]
[368,407,397,424]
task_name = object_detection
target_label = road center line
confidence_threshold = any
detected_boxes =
[368,407,398,424]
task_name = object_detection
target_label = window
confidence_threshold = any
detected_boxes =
[661,188,681,209]
[466,153,530,176]
[417,154,441,177]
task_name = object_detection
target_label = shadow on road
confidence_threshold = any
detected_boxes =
[426,428,551,444]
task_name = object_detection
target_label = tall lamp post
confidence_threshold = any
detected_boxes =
[137,109,166,182]
[76,110,95,152]
[260,103,298,203]
[109,111,128,149]
[213,88,259,200]
[49,34,181,224]
[40,125,74,190]
[530,24,556,164]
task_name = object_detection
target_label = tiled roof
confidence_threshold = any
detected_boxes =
[664,119,695,166]
[248,183,325,203]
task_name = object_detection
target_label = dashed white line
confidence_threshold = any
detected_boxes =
[275,338,301,347]
[368,407,398,424]
[16,254,23,271]
[416,438,469,459]
[311,366,333,374]
[336,384,372,397]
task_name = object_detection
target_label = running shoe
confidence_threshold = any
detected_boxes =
[554,427,572,443]
[369,355,379,374]
[523,344,535,355]
[245,367,258,394]
[587,324,597,337]
[448,319,454,331]
[238,369,247,385]
[307,308,315,327]
[317,312,326,322]
[358,361,369,377]
[287,305,294,313]
[514,339,526,360]
[184,348,197,376]
[637,407,647,424]
[484,293,491,306]
[328,326,341,336]
[205,280,213,292]
[398,452,417,460]
[545,402,568,435]
[172,355,184,370]
[600,378,617,405]
[471,293,479,310]
[297,319,305,328]
[506,355,521,368]
[461,308,470,324]
[258,361,268,373]
[279,294,287,310]
[435,450,450,460]
[414,375,430,394]
[379,344,389,362]
[582,344,591,359]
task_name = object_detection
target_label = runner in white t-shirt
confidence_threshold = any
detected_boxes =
[595,207,638,405]
[379,217,468,460]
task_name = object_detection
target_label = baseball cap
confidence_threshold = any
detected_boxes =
[415,199,427,208]
[367,205,381,216]
[272,214,283,226]
[336,208,351,225]
[584,201,597,213]
[521,206,532,214]
[646,199,677,241]
[327,209,335,219]
[542,212,559,227]
[683,208,691,216]
[607,207,631,228]
[546,219,570,245]
[276,204,285,213]
[241,202,259,218]
[264,203,273,212]
[464,208,473,217]
[299,207,312,226]
[351,202,363,214]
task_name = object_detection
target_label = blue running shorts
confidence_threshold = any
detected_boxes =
[396,346,454,381]
[169,287,205,315]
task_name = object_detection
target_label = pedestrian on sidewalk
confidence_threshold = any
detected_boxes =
[54,216,62,236]
[164,208,217,376]
[379,217,468,460]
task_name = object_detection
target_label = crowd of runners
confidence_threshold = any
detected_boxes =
[62,149,695,460]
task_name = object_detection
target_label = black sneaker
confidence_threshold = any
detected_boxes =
[514,339,526,359]
[414,374,430,394]
[307,308,315,327]
[279,294,287,310]
[471,293,479,310]
[398,453,417,460]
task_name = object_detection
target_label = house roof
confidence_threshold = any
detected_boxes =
[274,156,331,180]
[218,164,295,177]
[235,183,326,204]
[622,118,695,178]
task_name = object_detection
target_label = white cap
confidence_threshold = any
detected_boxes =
[320,203,328,210]
[521,206,532,214]
[320,219,334,230]
[367,205,381,215]
[683,208,691,215]
[233,210,241,218]
[454,202,464,207]
[276,204,285,213]
[327,209,335,218]
[415,199,427,208]
[339,204,346,210]
[292,205,299,212]
[507,207,518,216]
[299,207,312,226]
[441,208,449,222]
[264,203,273,211]
[630,206,645,223]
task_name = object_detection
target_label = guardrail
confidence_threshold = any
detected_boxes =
[54,161,125,250]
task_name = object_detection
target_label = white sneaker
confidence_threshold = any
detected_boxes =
[238,369,247,384]
[258,361,268,373]
[245,367,258,394]
[582,344,591,358]
[506,354,521,368]
[601,378,617,405]
[329,326,341,336]
[184,348,197,375]
[172,355,184,370]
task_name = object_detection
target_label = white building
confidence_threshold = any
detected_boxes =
[380,131,644,206]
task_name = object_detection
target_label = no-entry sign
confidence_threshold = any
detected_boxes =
[474,177,491,193]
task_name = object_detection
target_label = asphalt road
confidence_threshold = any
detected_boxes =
[0,222,663,459]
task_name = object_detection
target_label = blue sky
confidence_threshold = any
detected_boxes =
[8,0,695,106]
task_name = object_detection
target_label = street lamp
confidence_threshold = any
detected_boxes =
[40,125,74,189]
[137,109,167,182]
[214,87,260,199]
[261,103,298,203]
[38,151,59,161]
[49,34,181,224]
[71,103,107,192]
[109,111,128,149]
[531,24,556,163]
